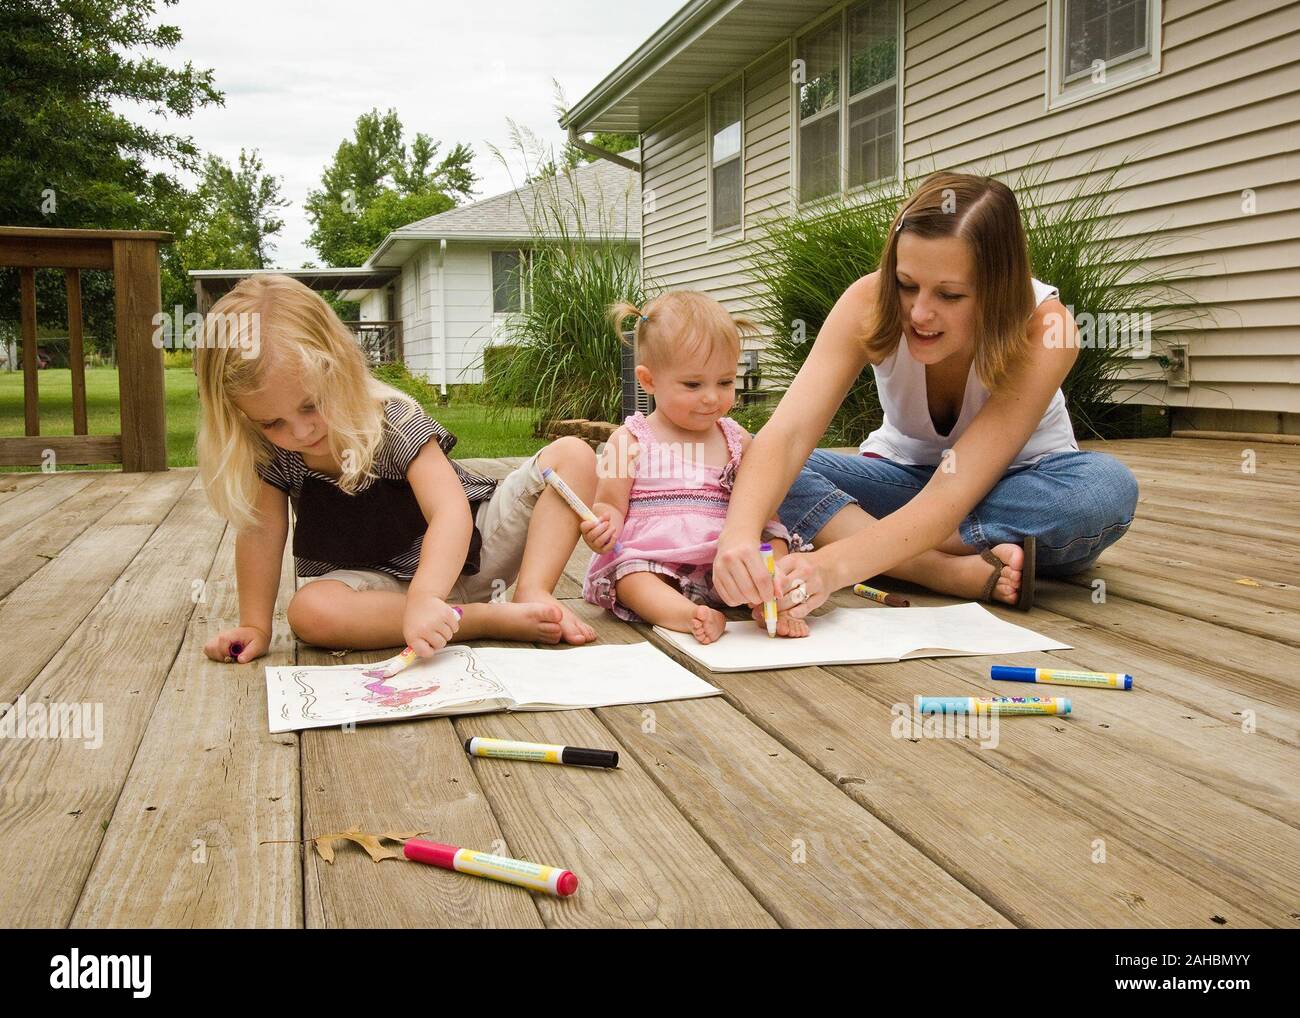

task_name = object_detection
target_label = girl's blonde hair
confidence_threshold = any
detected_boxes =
[195,274,420,531]
[609,291,758,369]
[865,172,1036,389]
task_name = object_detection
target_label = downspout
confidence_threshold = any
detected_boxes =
[437,238,448,397]
[567,128,640,171]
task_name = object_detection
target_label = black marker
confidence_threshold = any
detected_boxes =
[464,736,618,769]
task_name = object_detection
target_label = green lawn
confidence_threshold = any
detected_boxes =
[1,367,546,470]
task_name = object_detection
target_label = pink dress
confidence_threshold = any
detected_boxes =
[583,412,789,622]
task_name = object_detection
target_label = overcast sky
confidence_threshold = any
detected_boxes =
[130,0,681,267]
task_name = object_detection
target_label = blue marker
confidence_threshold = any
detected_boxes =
[992,666,1132,690]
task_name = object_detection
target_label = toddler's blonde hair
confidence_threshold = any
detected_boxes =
[195,274,421,531]
[609,291,757,370]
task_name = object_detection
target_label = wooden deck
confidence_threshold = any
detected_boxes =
[1,438,1297,928]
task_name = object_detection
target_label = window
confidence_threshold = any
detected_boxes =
[710,76,743,234]
[796,0,900,204]
[1048,0,1161,109]
[491,250,523,313]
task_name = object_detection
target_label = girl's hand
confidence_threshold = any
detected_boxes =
[713,531,776,606]
[205,626,270,664]
[403,597,461,658]
[580,504,624,554]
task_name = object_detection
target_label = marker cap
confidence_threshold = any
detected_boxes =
[562,747,620,768]
[556,871,579,896]
[404,838,457,868]
[991,666,1036,682]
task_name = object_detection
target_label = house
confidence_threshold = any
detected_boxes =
[341,156,639,391]
[561,0,1300,436]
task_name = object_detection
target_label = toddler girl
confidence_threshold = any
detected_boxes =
[581,291,807,644]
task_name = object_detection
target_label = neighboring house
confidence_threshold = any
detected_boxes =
[341,156,640,390]
[562,0,1300,436]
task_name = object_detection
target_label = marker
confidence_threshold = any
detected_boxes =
[992,665,1132,690]
[403,839,578,896]
[542,467,622,553]
[465,736,618,769]
[759,542,778,638]
[916,695,1071,716]
[852,583,910,607]
[229,642,244,660]
[362,606,464,679]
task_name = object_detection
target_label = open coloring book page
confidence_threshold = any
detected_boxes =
[266,642,720,732]
[655,602,1070,673]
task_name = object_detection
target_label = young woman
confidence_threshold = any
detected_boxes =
[713,172,1138,616]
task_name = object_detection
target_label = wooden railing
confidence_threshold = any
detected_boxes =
[0,227,172,471]
[344,320,404,365]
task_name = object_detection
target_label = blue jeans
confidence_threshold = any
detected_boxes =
[779,449,1139,576]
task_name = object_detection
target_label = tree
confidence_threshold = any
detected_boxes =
[305,109,477,267]
[0,0,222,348]
[181,149,289,269]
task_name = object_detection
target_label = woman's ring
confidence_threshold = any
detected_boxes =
[789,580,808,605]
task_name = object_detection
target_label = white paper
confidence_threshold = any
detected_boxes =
[654,602,1070,673]
[266,641,719,732]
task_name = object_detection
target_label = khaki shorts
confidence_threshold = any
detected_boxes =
[298,452,546,603]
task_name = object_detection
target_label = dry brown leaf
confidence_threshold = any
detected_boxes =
[313,825,428,864]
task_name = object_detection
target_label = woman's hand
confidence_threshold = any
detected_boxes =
[205,625,270,664]
[403,596,461,657]
[773,550,838,619]
[713,530,777,606]
[581,503,624,554]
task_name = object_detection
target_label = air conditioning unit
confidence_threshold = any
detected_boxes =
[620,329,654,420]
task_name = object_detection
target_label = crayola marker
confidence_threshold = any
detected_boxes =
[759,542,778,638]
[543,467,622,553]
[361,606,464,679]
[404,839,578,896]
[992,665,1132,689]
[852,583,910,607]
[916,695,1071,716]
[465,736,618,769]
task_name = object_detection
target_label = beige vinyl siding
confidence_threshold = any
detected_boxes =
[641,47,792,345]
[635,0,1299,429]
[902,0,1300,419]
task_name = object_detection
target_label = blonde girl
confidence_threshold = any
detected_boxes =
[196,274,596,664]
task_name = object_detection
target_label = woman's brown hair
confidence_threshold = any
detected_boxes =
[864,172,1036,388]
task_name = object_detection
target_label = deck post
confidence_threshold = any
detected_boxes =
[113,237,168,472]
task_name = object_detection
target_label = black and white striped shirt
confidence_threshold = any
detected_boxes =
[257,397,499,580]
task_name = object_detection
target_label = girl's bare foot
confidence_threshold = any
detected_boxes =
[514,588,596,644]
[459,601,565,644]
[748,606,811,637]
[690,604,727,644]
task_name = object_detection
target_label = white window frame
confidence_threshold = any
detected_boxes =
[707,71,745,245]
[1046,0,1162,112]
[791,0,904,209]
[490,248,529,315]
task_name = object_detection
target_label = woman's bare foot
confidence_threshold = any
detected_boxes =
[951,543,1024,605]
[514,588,596,644]
[458,601,565,644]
[690,604,727,644]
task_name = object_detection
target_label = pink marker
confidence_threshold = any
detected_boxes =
[404,839,578,896]
[362,606,463,679]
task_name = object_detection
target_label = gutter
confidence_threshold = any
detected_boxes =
[567,129,640,171]
[437,238,448,397]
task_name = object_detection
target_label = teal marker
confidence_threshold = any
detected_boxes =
[917,695,1071,716]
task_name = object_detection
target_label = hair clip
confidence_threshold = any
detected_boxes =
[894,218,905,233]
[640,314,649,321]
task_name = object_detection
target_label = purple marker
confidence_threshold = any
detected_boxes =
[229,642,244,661]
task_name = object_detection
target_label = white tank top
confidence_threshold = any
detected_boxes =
[859,278,1078,468]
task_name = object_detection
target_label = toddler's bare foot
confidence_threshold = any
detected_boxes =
[515,588,596,644]
[460,601,565,644]
[690,604,727,644]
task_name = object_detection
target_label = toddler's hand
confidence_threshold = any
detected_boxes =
[403,597,461,658]
[205,626,270,664]
[580,505,623,554]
